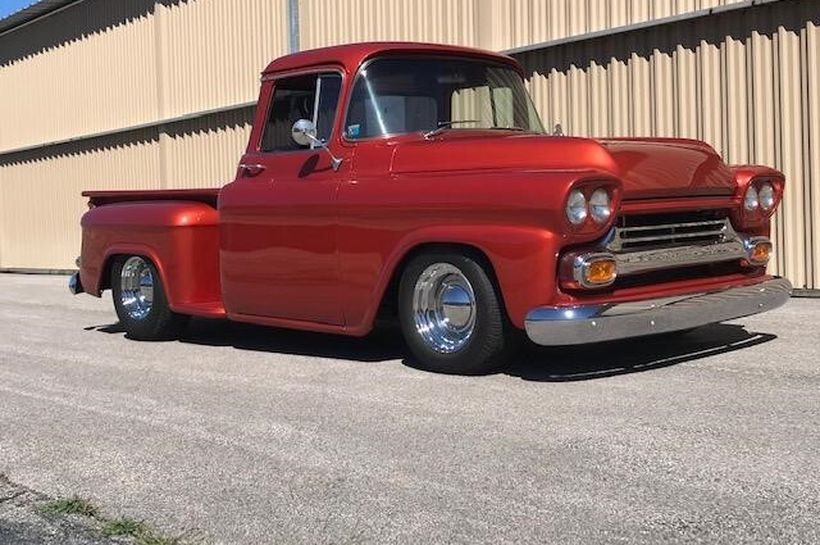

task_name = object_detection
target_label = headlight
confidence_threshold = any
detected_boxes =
[744,185,759,211]
[759,182,775,210]
[589,189,612,223]
[566,189,588,225]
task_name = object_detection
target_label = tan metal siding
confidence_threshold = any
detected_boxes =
[808,15,820,288]
[156,0,288,119]
[0,112,254,269]
[518,0,819,288]
[0,0,817,287]
[298,0,748,52]
[0,0,286,154]
[298,0,479,51]
[0,0,160,152]
[161,108,254,189]
[0,130,162,269]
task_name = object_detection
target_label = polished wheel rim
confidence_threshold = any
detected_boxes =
[412,263,476,354]
[120,256,154,321]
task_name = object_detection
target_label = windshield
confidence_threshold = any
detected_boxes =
[344,57,545,139]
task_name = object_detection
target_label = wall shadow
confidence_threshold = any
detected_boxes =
[89,319,776,381]
[0,0,189,67]
[0,106,254,167]
[515,0,819,80]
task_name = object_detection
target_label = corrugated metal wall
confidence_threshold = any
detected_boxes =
[0,0,277,269]
[0,0,817,290]
[161,108,254,189]
[155,0,286,118]
[298,0,750,51]
[0,0,284,151]
[0,0,160,152]
[299,0,480,51]
[0,130,162,269]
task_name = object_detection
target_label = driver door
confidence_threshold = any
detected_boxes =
[219,71,345,325]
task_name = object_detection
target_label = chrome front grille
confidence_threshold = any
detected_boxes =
[610,217,730,252]
[603,211,749,276]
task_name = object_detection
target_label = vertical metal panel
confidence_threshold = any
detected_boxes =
[479,0,749,51]
[0,131,162,269]
[0,0,160,152]
[298,0,479,50]
[807,13,820,288]
[0,0,286,155]
[518,0,819,288]
[297,0,751,52]
[155,0,288,120]
[161,107,254,189]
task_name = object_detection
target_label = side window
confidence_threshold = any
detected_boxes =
[260,72,342,152]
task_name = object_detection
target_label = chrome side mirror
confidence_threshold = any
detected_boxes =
[291,118,316,147]
[291,119,342,171]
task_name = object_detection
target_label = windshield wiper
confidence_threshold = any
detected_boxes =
[423,120,480,139]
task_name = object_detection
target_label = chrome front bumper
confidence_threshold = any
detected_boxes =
[524,277,792,346]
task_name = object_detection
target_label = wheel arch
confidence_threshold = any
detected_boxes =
[358,225,558,334]
[99,245,169,294]
[79,200,221,308]
[375,241,506,325]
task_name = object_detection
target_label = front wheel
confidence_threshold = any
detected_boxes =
[398,251,517,374]
[111,256,188,340]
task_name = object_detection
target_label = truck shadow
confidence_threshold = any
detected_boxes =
[92,319,776,381]
[504,325,776,382]
[93,319,405,363]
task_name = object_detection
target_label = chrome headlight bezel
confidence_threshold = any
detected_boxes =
[758,181,775,211]
[743,185,760,212]
[589,188,612,224]
[565,189,588,225]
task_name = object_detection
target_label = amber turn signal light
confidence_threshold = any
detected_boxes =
[584,259,617,285]
[560,252,618,289]
[566,253,618,289]
[743,237,772,266]
[751,242,772,263]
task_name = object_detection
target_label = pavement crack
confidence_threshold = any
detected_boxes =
[0,490,27,502]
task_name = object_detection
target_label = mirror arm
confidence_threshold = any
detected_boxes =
[306,134,343,172]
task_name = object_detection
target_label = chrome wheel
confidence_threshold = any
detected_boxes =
[412,263,477,354]
[120,256,154,321]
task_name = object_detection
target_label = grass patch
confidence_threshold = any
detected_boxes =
[100,516,148,537]
[39,495,199,544]
[100,516,188,545]
[135,533,185,545]
[40,496,98,518]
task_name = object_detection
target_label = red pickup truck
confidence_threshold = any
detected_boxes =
[70,42,791,374]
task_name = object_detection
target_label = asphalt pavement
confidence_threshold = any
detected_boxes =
[0,273,818,544]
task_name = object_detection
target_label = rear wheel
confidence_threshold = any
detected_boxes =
[111,256,188,340]
[398,250,516,374]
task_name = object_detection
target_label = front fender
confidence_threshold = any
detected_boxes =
[351,225,559,332]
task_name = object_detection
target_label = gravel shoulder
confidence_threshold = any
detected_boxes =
[0,475,120,545]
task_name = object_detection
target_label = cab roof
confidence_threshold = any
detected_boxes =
[262,42,521,76]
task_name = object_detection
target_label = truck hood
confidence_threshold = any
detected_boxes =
[389,134,735,199]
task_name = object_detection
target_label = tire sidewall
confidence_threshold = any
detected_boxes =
[398,251,509,374]
[111,256,177,340]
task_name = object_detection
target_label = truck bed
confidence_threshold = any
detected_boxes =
[83,189,220,208]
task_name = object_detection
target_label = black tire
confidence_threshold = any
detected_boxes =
[398,250,517,374]
[111,256,189,340]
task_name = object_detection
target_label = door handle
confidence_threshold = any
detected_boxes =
[239,163,266,177]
